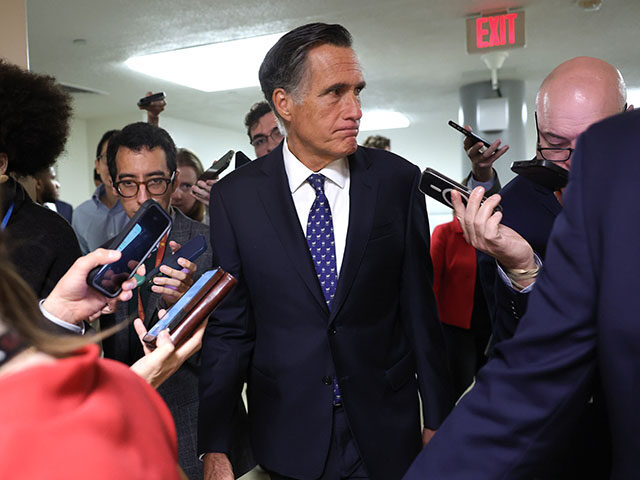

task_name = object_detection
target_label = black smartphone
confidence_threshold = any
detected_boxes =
[145,234,207,281]
[199,150,234,181]
[235,150,252,169]
[419,167,502,212]
[87,200,172,297]
[143,268,223,346]
[448,120,492,148]
[511,159,569,191]
[137,92,166,107]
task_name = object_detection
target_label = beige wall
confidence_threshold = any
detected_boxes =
[0,0,28,68]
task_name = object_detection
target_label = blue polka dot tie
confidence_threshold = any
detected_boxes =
[306,174,337,308]
[306,174,342,407]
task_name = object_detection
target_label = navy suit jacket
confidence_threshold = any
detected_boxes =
[198,144,452,480]
[404,109,640,479]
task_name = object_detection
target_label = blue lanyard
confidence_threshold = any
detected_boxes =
[1,202,14,231]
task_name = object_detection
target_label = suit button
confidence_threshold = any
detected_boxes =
[329,327,337,335]
[322,376,332,385]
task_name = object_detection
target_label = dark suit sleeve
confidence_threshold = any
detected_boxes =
[402,169,453,429]
[404,132,598,479]
[462,169,501,196]
[198,185,255,456]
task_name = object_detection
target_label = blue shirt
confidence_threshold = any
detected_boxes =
[72,184,129,253]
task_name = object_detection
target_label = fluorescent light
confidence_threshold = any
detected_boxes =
[125,32,285,92]
[627,87,640,108]
[360,110,410,131]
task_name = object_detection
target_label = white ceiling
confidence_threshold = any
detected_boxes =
[26,0,640,134]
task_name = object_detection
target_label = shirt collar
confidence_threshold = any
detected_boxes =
[282,138,349,194]
[91,184,105,204]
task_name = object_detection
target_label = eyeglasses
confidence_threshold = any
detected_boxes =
[114,172,174,198]
[535,112,574,162]
[250,127,283,149]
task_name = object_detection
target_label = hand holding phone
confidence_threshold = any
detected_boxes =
[448,120,491,148]
[449,121,509,177]
[87,200,172,298]
[137,92,166,107]
[145,234,207,281]
[199,150,233,181]
[419,167,502,213]
[143,268,237,348]
[42,248,141,327]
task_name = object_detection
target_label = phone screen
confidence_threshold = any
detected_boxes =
[91,204,170,296]
[146,268,219,338]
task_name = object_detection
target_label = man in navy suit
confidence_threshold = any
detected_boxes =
[198,23,452,480]
[405,107,640,480]
[450,57,629,478]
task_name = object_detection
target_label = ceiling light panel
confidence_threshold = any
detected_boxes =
[125,32,285,92]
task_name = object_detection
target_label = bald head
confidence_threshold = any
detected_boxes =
[535,57,627,169]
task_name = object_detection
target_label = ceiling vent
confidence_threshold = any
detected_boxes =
[60,83,108,95]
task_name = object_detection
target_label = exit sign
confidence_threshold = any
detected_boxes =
[466,11,526,54]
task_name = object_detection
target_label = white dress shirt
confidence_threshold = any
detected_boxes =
[282,139,350,277]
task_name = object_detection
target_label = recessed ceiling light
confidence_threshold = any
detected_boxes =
[124,32,285,92]
[360,110,411,131]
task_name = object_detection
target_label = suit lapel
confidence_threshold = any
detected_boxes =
[257,146,329,314]
[329,148,377,322]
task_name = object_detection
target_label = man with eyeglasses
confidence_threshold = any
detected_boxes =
[462,56,630,349]
[99,122,254,480]
[190,101,283,205]
[438,56,630,479]
[244,100,284,158]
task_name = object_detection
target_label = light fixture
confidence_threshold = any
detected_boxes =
[124,32,285,92]
[626,87,640,108]
[359,110,411,131]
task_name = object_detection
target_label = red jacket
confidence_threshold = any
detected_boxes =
[430,218,477,329]
[0,344,179,479]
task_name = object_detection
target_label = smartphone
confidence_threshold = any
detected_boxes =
[235,150,252,169]
[87,200,172,297]
[143,268,224,347]
[199,150,234,181]
[145,234,207,281]
[511,159,569,191]
[137,92,166,107]
[448,120,492,148]
[419,167,502,212]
